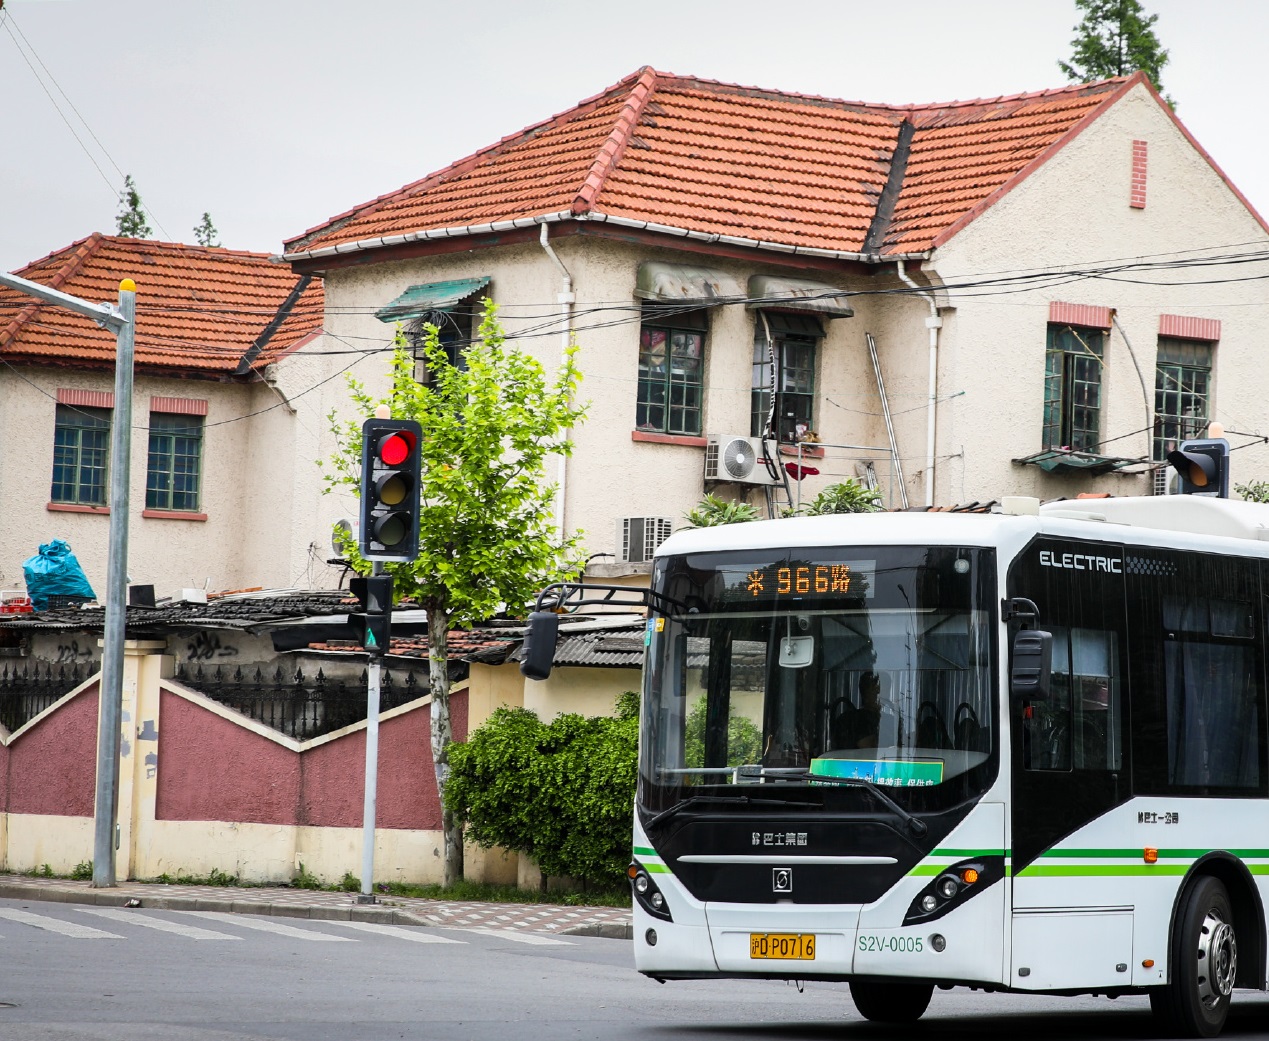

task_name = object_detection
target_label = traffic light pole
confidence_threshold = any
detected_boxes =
[358,562,384,903]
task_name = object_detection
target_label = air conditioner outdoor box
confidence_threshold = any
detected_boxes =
[704,435,779,486]
[617,516,673,564]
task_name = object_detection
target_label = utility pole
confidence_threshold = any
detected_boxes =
[0,270,135,887]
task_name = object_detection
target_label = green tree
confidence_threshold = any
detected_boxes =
[684,493,760,527]
[445,693,640,890]
[324,304,586,884]
[115,174,153,238]
[193,212,220,248]
[1058,0,1173,106]
[798,479,882,516]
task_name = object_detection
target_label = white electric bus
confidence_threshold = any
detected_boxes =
[528,494,1269,1038]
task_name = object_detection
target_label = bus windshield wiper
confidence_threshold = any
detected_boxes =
[788,772,929,837]
[644,794,820,830]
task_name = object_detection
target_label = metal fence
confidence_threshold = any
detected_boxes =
[0,660,99,733]
[172,662,428,741]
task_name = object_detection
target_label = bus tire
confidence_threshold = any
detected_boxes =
[848,981,933,1023]
[1152,875,1237,1038]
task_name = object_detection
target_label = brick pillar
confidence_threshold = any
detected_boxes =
[1130,140,1147,209]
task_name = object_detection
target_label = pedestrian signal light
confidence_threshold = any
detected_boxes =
[1166,437,1230,498]
[348,574,394,654]
[358,418,423,561]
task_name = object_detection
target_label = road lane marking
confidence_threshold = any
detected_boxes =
[174,911,354,941]
[76,907,241,940]
[463,927,574,946]
[322,921,464,943]
[0,907,122,939]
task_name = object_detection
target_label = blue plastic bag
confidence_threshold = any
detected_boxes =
[22,539,96,611]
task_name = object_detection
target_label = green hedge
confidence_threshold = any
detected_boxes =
[445,692,639,889]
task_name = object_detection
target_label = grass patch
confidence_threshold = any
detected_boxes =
[150,867,240,887]
[380,879,629,907]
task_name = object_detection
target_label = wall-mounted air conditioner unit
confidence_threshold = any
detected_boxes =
[617,516,673,564]
[1153,468,1180,496]
[704,435,779,486]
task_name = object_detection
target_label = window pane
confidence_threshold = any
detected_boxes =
[1165,641,1259,788]
[50,405,110,505]
[146,414,202,511]
[638,324,702,435]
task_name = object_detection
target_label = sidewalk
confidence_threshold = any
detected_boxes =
[0,874,633,939]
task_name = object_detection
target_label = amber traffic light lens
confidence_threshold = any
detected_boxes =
[375,473,409,506]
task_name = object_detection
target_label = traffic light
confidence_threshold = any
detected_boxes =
[520,611,560,681]
[359,418,423,561]
[1166,437,1230,498]
[348,574,393,654]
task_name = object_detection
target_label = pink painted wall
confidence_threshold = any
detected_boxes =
[155,689,302,825]
[4,685,97,817]
[155,687,468,830]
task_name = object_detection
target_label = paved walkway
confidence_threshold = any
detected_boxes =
[0,874,632,939]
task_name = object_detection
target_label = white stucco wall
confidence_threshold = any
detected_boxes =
[927,82,1269,504]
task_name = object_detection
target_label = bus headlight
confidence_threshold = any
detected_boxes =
[629,860,673,922]
[903,856,1005,926]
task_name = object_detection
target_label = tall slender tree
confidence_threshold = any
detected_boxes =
[324,304,586,885]
[115,174,153,238]
[1059,0,1173,107]
[193,212,220,248]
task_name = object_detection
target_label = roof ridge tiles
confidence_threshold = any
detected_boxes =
[572,66,659,216]
[1,231,103,348]
[284,67,654,253]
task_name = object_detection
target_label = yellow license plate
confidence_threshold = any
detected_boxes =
[749,933,816,960]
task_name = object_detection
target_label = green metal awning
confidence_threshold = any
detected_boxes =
[375,276,490,323]
[1013,449,1144,476]
[635,262,742,304]
[747,275,854,318]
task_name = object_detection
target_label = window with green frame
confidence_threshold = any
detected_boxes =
[636,305,706,435]
[1152,337,1213,462]
[146,413,203,511]
[51,404,110,505]
[407,309,476,386]
[1043,324,1105,453]
[751,313,822,441]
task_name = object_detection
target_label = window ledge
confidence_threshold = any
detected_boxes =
[142,509,207,522]
[47,502,109,515]
[631,431,707,447]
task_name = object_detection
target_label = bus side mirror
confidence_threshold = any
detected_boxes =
[1011,628,1052,701]
[520,611,560,681]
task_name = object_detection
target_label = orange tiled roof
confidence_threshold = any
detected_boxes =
[2,234,323,376]
[284,69,1139,260]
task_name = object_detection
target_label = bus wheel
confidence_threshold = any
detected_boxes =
[848,981,933,1023]
[1151,876,1237,1038]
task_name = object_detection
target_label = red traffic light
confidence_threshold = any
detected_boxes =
[377,431,414,467]
[358,418,423,562]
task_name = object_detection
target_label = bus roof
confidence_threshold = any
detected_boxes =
[655,497,1269,560]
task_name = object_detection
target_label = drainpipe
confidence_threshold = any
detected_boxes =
[540,223,576,544]
[896,260,943,508]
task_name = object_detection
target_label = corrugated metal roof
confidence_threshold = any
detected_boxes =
[374,276,490,323]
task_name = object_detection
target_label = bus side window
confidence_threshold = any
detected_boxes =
[1025,626,1121,772]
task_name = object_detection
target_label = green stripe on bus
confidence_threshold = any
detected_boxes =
[1018,864,1190,877]
[932,848,1007,858]
[645,863,671,874]
[632,846,657,858]
[1040,848,1269,860]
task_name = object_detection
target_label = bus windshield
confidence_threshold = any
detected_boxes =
[640,544,998,817]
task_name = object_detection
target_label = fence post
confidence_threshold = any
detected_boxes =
[111,641,166,881]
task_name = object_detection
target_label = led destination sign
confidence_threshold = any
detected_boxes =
[737,560,876,601]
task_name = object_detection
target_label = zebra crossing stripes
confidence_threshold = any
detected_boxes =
[0,904,580,946]
[174,910,354,941]
[0,907,122,939]
[463,927,573,946]
[323,920,464,943]
[76,907,241,940]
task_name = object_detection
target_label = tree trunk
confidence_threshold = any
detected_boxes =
[427,604,463,886]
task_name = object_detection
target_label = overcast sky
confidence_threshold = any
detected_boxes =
[1,0,1265,274]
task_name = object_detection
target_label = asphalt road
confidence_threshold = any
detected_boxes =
[4,898,1269,1040]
